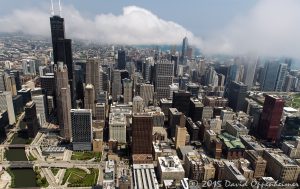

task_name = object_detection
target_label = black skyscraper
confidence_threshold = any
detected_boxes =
[117,50,126,70]
[50,16,65,64]
[50,15,75,107]
[227,81,247,112]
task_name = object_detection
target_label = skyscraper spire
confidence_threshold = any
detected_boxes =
[59,0,62,16]
[50,0,54,16]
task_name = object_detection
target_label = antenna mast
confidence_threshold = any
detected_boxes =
[50,0,54,15]
[59,0,62,16]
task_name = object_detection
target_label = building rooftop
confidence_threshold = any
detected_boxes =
[158,156,184,173]
[219,132,245,149]
[133,164,159,189]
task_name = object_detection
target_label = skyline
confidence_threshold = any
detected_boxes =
[0,0,300,60]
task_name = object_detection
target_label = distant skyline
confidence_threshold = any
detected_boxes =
[0,0,300,60]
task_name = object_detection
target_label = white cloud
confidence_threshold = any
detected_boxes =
[0,5,202,46]
[202,0,300,59]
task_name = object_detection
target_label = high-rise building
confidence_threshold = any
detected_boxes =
[71,109,93,151]
[168,108,182,138]
[117,50,126,70]
[169,83,179,99]
[155,60,174,100]
[175,114,187,149]
[25,101,39,138]
[123,78,132,104]
[17,88,32,106]
[22,59,36,75]
[0,91,15,125]
[86,58,100,96]
[95,103,106,121]
[172,91,191,116]
[139,83,154,106]
[258,95,284,141]
[112,70,122,101]
[32,93,48,128]
[54,63,72,140]
[4,74,17,96]
[227,81,247,112]
[132,113,153,154]
[181,37,188,64]
[10,70,21,91]
[84,84,95,117]
[50,15,75,107]
[260,61,288,91]
[40,73,55,96]
[189,98,204,122]
[109,112,127,143]
[132,96,144,113]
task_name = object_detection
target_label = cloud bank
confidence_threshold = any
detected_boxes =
[0,5,201,46]
[202,0,300,59]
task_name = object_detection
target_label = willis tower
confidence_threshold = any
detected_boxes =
[50,1,75,108]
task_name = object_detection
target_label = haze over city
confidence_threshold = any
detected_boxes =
[0,0,300,58]
[0,0,300,189]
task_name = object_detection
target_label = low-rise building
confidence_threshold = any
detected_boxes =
[157,156,185,183]
[218,132,245,160]
[133,164,159,189]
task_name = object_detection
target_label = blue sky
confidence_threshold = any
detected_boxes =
[0,0,258,37]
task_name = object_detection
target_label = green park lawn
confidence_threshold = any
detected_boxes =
[62,168,98,187]
[71,151,101,161]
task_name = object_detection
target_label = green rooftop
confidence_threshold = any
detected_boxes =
[218,132,245,149]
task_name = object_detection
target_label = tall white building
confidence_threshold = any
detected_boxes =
[133,96,144,113]
[140,83,154,106]
[155,60,174,100]
[22,59,36,75]
[84,84,95,117]
[32,94,48,128]
[169,83,179,99]
[109,112,127,143]
[0,91,15,125]
[123,78,132,104]
[112,70,122,101]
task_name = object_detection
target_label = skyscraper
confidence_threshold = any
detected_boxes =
[25,101,39,138]
[260,61,288,91]
[227,81,247,112]
[181,37,188,64]
[0,91,15,125]
[32,93,48,128]
[86,58,100,96]
[123,78,132,104]
[132,113,153,154]
[84,84,95,117]
[155,60,174,100]
[117,50,126,70]
[71,109,93,151]
[172,91,191,116]
[140,83,154,106]
[175,114,187,149]
[50,15,74,107]
[112,69,122,101]
[54,63,72,140]
[258,95,284,141]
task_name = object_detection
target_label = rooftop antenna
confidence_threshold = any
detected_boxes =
[59,0,62,16]
[50,0,54,16]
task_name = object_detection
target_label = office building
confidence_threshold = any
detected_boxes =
[25,101,39,138]
[40,73,55,96]
[157,156,185,183]
[22,59,36,75]
[263,149,300,182]
[218,132,245,160]
[0,91,15,125]
[258,95,284,141]
[169,83,179,99]
[95,103,106,121]
[244,150,267,178]
[10,70,21,91]
[155,60,174,99]
[112,69,122,101]
[223,161,247,183]
[224,120,249,137]
[172,91,191,116]
[86,59,100,97]
[139,83,154,106]
[123,78,132,104]
[55,63,72,140]
[84,84,95,117]
[117,50,126,70]
[168,108,182,138]
[227,81,247,112]
[185,117,200,142]
[186,83,200,97]
[32,93,48,128]
[175,114,187,149]
[17,88,32,106]
[132,113,153,154]
[109,112,127,143]
[71,109,93,151]
[132,96,144,113]
[12,95,23,116]
[133,164,159,189]
[189,98,203,122]
[159,98,172,118]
